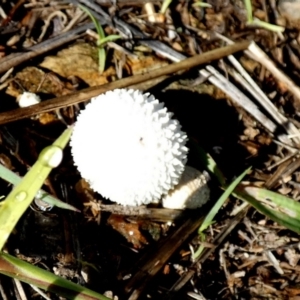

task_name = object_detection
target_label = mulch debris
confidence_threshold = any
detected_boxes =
[1,0,300,299]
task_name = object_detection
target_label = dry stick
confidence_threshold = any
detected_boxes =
[99,204,183,222]
[0,41,250,125]
[80,0,185,62]
[214,33,300,145]
[0,23,94,74]
[200,66,295,146]
[164,208,248,299]
[247,42,300,104]
[80,0,293,145]
[95,0,160,5]
[124,213,205,300]
[265,158,294,189]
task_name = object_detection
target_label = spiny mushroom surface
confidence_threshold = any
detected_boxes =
[70,88,188,206]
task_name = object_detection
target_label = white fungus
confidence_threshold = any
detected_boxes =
[17,92,41,107]
[70,88,188,206]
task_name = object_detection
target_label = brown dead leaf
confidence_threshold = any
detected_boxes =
[286,287,300,297]
[123,51,168,75]
[172,42,184,52]
[163,264,170,275]
[40,43,115,86]
[239,140,260,156]
[256,134,272,146]
[37,112,58,125]
[244,127,260,140]
[75,178,96,203]
[107,215,148,248]
[6,66,75,98]
[0,153,13,170]
[239,56,260,73]
[205,12,225,33]
[284,248,300,267]
[278,186,292,195]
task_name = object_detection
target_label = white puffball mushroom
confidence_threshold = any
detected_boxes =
[162,166,210,209]
[17,92,41,107]
[70,88,188,206]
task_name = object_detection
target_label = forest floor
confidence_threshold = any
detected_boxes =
[1,0,300,299]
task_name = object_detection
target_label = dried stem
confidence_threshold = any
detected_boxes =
[0,41,250,125]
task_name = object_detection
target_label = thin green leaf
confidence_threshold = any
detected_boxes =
[0,252,110,300]
[97,35,122,47]
[193,142,226,187]
[98,47,106,74]
[234,186,300,233]
[0,127,73,251]
[244,0,253,22]
[195,144,300,235]
[96,21,105,40]
[242,186,300,218]
[193,167,251,259]
[192,1,212,8]
[79,5,105,39]
[250,19,285,32]
[198,167,251,234]
[0,164,79,212]
[160,0,172,14]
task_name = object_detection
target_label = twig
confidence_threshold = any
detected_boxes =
[266,152,297,171]
[264,158,294,189]
[72,1,298,147]
[215,33,300,145]
[0,276,9,300]
[246,42,300,106]
[0,23,94,74]
[100,204,183,222]
[202,65,277,133]
[13,279,27,300]
[95,0,160,5]
[0,41,250,125]
[164,208,248,299]
[75,0,187,61]
[29,285,52,300]
[124,212,206,300]
[264,250,284,274]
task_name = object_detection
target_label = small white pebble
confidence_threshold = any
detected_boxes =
[17,92,41,108]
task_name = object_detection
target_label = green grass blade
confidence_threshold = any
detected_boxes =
[98,47,106,74]
[160,0,172,14]
[195,145,300,236]
[0,164,79,212]
[193,167,251,259]
[198,167,251,234]
[79,5,105,39]
[97,35,121,47]
[0,252,110,300]
[243,186,300,218]
[193,142,226,187]
[244,0,253,22]
[251,19,285,32]
[192,1,212,8]
[0,127,73,251]
[234,186,300,233]
[95,20,105,40]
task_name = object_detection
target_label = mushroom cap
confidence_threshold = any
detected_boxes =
[162,166,210,209]
[70,89,188,206]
